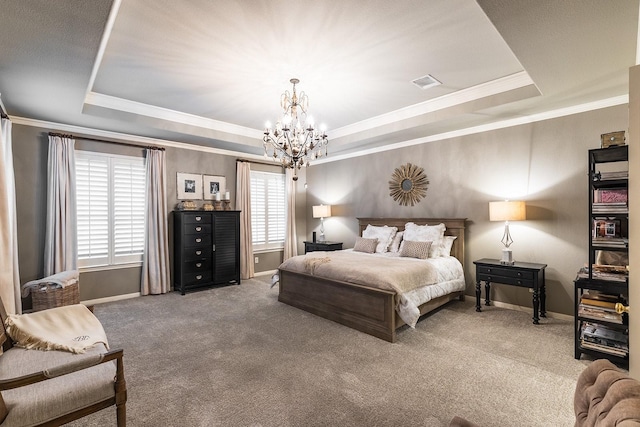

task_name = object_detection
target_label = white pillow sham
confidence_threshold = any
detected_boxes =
[438,235,457,257]
[362,225,397,253]
[389,231,404,253]
[401,222,445,258]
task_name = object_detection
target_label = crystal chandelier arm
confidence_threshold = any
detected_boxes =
[263,78,328,178]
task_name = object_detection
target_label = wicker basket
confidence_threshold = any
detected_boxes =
[31,281,80,312]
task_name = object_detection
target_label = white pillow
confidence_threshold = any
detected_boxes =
[437,235,457,257]
[389,231,404,253]
[402,222,445,258]
[362,225,397,253]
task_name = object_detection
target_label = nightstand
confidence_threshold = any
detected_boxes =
[473,258,547,324]
[304,241,343,253]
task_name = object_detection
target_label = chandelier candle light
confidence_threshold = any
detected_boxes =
[489,200,526,265]
[263,78,328,181]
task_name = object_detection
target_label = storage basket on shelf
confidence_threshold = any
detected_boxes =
[21,270,80,312]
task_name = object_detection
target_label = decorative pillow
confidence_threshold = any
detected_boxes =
[400,240,432,259]
[437,235,457,257]
[353,237,378,254]
[362,225,397,253]
[389,231,404,253]
[402,222,446,258]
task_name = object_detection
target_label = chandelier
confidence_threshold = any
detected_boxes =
[263,78,328,180]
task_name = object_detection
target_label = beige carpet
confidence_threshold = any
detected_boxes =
[69,275,592,426]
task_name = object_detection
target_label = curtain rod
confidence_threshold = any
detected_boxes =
[236,158,283,167]
[0,111,7,120]
[48,132,165,151]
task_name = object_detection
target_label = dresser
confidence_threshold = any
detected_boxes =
[173,210,241,294]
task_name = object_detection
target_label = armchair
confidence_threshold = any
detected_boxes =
[0,297,126,426]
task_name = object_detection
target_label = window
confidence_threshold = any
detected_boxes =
[75,151,146,268]
[250,170,285,251]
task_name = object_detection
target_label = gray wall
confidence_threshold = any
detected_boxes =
[305,105,628,316]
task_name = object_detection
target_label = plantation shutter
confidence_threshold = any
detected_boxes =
[76,155,109,265]
[250,170,285,250]
[76,151,145,267]
[113,158,146,262]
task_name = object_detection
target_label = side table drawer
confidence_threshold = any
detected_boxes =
[477,266,534,280]
[477,272,533,287]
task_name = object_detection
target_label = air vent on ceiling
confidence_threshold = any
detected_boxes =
[411,74,441,90]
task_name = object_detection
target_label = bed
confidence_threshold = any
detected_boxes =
[277,218,466,342]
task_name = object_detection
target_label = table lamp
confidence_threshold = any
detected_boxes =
[489,200,526,264]
[312,204,332,242]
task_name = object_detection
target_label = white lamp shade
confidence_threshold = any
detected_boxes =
[489,201,526,222]
[312,204,332,218]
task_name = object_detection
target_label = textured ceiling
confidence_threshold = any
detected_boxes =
[0,0,638,158]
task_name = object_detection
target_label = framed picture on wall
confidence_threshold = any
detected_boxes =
[177,172,203,200]
[203,175,226,200]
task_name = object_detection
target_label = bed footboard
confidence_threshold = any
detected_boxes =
[278,269,398,342]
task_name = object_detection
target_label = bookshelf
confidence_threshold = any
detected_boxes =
[574,145,629,367]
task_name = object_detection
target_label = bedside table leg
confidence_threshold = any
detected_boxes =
[540,284,546,318]
[484,282,491,306]
[532,287,540,324]
[475,280,481,312]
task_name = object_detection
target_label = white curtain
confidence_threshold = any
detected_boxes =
[283,168,298,260]
[141,148,170,295]
[236,161,254,279]
[44,135,77,276]
[0,117,21,314]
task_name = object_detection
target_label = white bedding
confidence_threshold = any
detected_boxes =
[346,250,465,326]
[278,249,465,328]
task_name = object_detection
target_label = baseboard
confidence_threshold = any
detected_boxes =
[82,292,141,306]
[254,269,277,277]
[489,300,573,322]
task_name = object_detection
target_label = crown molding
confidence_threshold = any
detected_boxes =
[84,91,262,139]
[330,71,536,139]
[9,115,271,162]
[313,94,629,165]
[11,94,627,164]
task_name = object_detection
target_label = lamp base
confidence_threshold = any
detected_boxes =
[500,248,514,265]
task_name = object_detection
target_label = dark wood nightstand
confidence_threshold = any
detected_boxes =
[473,258,547,324]
[304,241,343,253]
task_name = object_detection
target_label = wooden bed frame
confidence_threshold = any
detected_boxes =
[278,218,467,342]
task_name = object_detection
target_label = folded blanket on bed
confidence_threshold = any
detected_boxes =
[5,304,109,354]
[281,251,438,295]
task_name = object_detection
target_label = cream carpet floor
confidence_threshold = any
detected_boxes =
[69,275,592,427]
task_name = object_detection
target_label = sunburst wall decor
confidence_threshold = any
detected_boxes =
[388,163,429,206]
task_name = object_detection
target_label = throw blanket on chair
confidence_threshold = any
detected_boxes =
[5,304,109,354]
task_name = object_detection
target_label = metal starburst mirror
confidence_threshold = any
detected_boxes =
[388,163,429,206]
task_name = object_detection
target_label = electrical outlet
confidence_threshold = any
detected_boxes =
[254,256,259,264]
